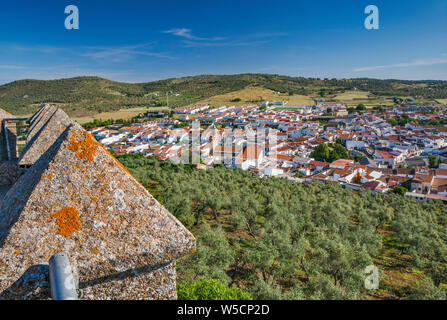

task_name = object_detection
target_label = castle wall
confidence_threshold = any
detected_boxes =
[0,106,195,300]
[0,161,20,186]
[77,261,177,300]
[0,108,20,186]
[0,261,177,300]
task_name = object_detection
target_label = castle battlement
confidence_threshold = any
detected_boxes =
[0,105,196,300]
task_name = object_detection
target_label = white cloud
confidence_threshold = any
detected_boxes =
[0,42,175,63]
[182,39,270,48]
[171,31,286,48]
[163,28,224,41]
[81,43,175,62]
[354,58,447,72]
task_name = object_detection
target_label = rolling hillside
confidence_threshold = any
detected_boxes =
[1,74,447,118]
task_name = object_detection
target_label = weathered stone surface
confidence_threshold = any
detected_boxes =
[0,109,19,186]
[0,109,16,160]
[26,105,57,144]
[26,104,48,126]
[0,106,196,300]
[0,162,20,187]
[19,108,73,167]
[78,261,177,300]
[0,109,14,120]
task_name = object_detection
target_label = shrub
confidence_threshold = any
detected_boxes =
[177,278,253,300]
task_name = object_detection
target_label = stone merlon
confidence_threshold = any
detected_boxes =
[0,105,196,300]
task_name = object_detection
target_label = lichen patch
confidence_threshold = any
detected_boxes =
[67,131,99,162]
[51,207,82,237]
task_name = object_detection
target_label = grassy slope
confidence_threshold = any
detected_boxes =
[1,74,447,117]
[187,86,315,108]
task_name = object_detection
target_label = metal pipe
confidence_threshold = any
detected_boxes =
[49,253,78,300]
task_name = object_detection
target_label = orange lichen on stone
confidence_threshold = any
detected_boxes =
[99,144,147,189]
[91,197,98,202]
[48,173,54,179]
[67,130,99,162]
[13,250,20,255]
[51,207,82,237]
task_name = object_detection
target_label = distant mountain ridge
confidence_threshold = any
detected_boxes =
[1,74,447,116]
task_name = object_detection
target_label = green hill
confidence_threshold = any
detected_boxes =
[1,74,447,117]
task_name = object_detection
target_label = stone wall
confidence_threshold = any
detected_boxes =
[0,106,195,300]
[78,261,177,300]
[0,162,20,186]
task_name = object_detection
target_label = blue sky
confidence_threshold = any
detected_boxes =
[0,0,446,84]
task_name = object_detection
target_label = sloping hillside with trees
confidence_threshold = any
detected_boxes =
[117,154,447,300]
[1,74,447,116]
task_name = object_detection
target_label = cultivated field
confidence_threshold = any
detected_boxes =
[73,106,169,124]
[329,90,394,108]
[189,86,315,108]
[333,90,371,101]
